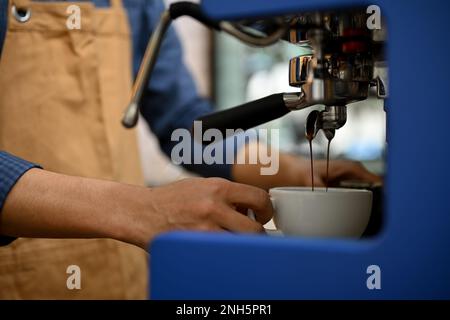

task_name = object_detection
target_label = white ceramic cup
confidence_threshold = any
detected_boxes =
[259,187,373,238]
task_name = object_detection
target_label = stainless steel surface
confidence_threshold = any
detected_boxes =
[323,128,335,141]
[123,6,387,136]
[374,76,387,99]
[320,106,347,130]
[289,55,312,87]
[283,8,387,132]
[220,19,288,47]
[282,92,307,110]
[282,76,367,113]
[286,9,387,44]
[305,110,320,139]
[305,105,345,139]
[122,10,171,128]
[300,78,369,107]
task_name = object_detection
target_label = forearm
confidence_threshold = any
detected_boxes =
[0,166,273,250]
[0,169,146,247]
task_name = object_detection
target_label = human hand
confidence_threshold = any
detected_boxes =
[273,153,381,188]
[125,178,273,248]
[232,142,381,190]
[300,158,382,188]
[1,171,272,251]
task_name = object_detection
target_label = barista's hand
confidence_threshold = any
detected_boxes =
[0,170,272,250]
[307,158,382,188]
[128,178,273,248]
[232,142,381,190]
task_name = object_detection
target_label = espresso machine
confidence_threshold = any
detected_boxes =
[131,0,450,299]
[195,8,387,144]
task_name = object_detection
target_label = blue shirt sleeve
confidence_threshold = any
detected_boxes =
[0,151,41,245]
[132,0,234,179]
[0,0,6,56]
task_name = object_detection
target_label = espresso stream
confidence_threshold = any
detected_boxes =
[305,111,319,192]
[325,139,331,191]
[307,137,315,191]
[305,130,333,192]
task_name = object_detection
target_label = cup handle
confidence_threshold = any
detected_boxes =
[247,198,277,232]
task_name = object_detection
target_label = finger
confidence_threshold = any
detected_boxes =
[352,166,382,183]
[328,161,381,184]
[213,204,264,233]
[223,182,273,224]
[340,162,382,184]
[195,223,228,233]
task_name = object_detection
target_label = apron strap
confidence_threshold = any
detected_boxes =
[110,0,123,9]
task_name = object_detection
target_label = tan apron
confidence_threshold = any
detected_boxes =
[0,0,148,299]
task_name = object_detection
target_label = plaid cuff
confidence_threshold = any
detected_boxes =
[0,151,42,246]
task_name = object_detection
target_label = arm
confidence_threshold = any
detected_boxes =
[0,151,41,245]
[1,168,135,243]
[1,164,273,250]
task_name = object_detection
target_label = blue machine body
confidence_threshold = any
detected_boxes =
[150,0,450,299]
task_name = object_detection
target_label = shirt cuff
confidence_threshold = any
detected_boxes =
[0,151,42,246]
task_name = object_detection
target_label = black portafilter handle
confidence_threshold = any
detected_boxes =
[194,93,291,138]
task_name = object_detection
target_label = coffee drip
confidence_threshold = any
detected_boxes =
[305,111,335,192]
[323,129,335,191]
[305,111,319,191]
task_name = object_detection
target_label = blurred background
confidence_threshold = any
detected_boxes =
[138,0,387,186]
